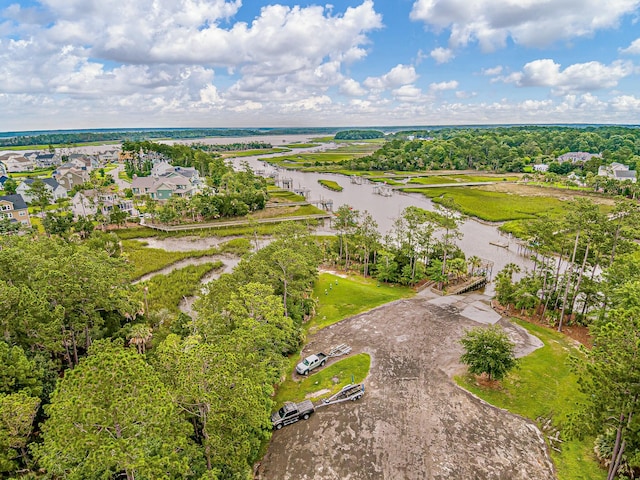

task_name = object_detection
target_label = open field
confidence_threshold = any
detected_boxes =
[309,272,415,332]
[402,182,614,222]
[264,142,381,170]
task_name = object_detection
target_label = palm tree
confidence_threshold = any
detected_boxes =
[128,324,152,354]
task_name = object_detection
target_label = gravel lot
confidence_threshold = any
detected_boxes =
[256,291,555,480]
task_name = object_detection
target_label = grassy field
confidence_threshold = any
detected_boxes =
[273,353,371,406]
[284,143,320,148]
[456,319,604,480]
[318,179,343,192]
[223,148,290,158]
[264,142,381,170]
[9,168,55,179]
[309,273,414,332]
[402,186,568,222]
[267,189,307,202]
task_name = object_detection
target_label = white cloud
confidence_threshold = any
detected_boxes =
[482,66,503,76]
[410,0,640,51]
[620,38,640,54]
[340,78,367,96]
[392,84,424,102]
[611,94,640,110]
[429,80,459,91]
[502,59,634,94]
[430,47,455,64]
[364,64,419,90]
[0,0,383,125]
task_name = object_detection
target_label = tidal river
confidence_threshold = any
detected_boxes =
[223,135,536,293]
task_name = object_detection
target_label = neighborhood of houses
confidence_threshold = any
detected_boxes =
[0,146,203,230]
[0,148,637,231]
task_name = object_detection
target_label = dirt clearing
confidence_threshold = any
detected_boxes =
[256,291,555,480]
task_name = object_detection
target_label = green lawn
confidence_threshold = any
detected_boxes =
[456,319,604,480]
[284,143,320,148]
[407,176,456,185]
[223,148,290,158]
[318,179,343,191]
[273,353,371,406]
[309,273,414,331]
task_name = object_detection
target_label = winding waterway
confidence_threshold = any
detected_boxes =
[225,136,535,294]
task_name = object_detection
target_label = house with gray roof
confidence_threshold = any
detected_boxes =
[0,194,31,227]
[54,166,90,190]
[16,178,68,203]
[598,162,637,183]
[0,154,35,173]
[557,152,602,164]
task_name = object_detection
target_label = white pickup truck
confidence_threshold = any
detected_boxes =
[296,352,327,375]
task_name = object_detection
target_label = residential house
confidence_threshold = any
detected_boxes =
[68,154,99,171]
[0,175,9,190]
[71,189,136,218]
[53,166,90,191]
[557,152,602,164]
[0,194,31,227]
[16,178,68,203]
[533,164,549,172]
[150,161,174,177]
[0,154,35,173]
[131,174,197,200]
[598,162,637,183]
[131,162,201,200]
[98,150,120,163]
[0,162,6,176]
[35,153,61,168]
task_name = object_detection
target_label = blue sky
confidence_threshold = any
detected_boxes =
[1,0,639,131]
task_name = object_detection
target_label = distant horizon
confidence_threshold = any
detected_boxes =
[2,123,639,138]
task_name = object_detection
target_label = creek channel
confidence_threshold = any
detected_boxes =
[132,134,536,312]
[226,136,536,294]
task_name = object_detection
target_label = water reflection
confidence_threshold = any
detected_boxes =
[229,145,536,294]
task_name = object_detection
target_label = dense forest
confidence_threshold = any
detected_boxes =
[0,223,321,479]
[342,126,640,173]
[334,130,384,140]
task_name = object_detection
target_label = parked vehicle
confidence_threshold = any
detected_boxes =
[272,383,366,430]
[296,353,327,375]
[271,400,315,430]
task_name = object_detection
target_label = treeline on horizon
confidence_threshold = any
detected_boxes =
[342,125,640,173]
[0,127,339,147]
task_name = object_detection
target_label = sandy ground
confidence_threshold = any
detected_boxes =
[255,290,554,480]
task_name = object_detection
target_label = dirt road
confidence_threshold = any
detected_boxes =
[256,292,554,480]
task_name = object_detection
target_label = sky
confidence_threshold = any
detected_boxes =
[1,0,640,132]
